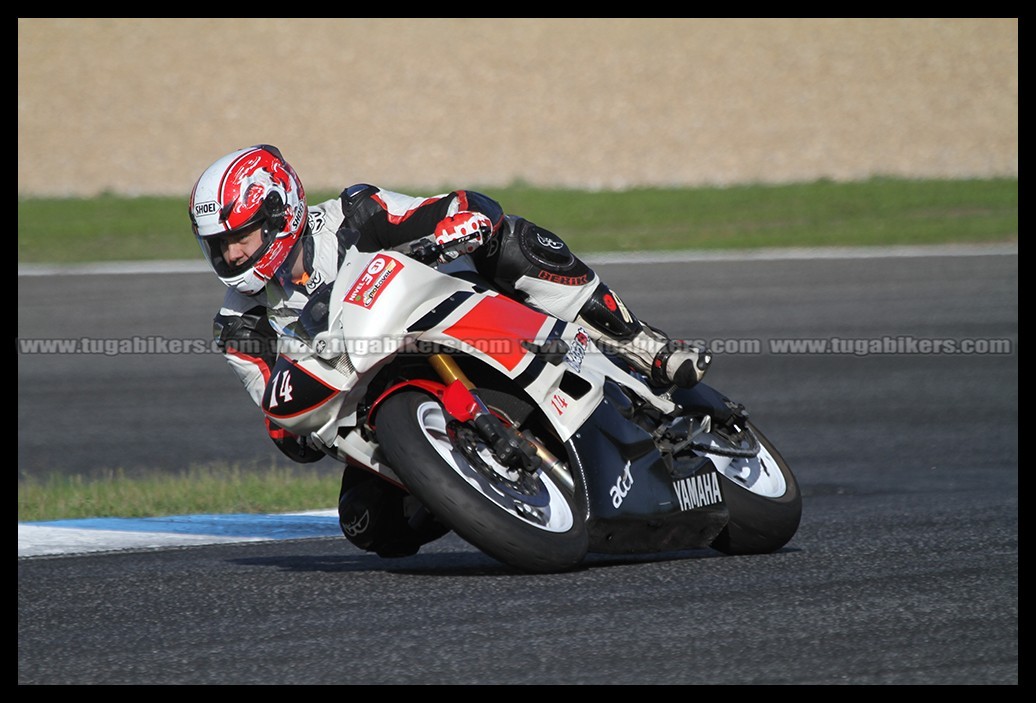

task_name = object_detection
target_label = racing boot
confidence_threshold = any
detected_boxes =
[574,282,711,388]
[338,467,450,558]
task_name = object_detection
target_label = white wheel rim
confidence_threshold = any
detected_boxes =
[414,401,575,532]
[704,440,788,498]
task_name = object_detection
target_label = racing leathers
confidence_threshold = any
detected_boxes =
[212,184,710,556]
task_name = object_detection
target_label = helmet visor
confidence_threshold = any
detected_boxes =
[198,218,272,279]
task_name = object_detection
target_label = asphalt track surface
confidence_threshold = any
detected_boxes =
[18,247,1018,684]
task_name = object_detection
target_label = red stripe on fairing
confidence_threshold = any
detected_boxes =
[443,296,549,371]
[226,346,273,382]
[371,192,444,225]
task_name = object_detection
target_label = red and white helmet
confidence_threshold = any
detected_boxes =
[189,145,308,295]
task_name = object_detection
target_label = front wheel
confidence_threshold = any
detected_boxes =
[699,421,801,555]
[375,391,589,573]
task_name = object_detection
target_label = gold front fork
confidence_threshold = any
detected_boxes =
[427,352,574,494]
[429,353,473,389]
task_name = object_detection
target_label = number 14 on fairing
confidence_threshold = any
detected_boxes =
[266,370,294,408]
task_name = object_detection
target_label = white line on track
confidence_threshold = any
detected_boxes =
[16,243,1018,278]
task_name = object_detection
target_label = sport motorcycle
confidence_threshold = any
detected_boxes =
[261,237,801,573]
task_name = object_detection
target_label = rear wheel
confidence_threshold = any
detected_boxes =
[700,421,801,555]
[375,391,589,573]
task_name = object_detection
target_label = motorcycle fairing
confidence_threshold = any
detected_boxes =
[269,247,688,484]
[565,381,728,554]
[318,249,677,443]
[261,354,348,436]
[670,382,743,425]
[326,250,481,375]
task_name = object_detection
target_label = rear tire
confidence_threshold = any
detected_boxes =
[376,391,589,573]
[707,422,801,555]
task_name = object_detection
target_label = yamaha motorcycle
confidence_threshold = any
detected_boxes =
[261,237,801,573]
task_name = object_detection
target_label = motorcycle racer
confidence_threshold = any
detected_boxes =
[189,144,712,557]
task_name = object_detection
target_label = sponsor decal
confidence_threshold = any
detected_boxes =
[536,233,565,250]
[610,461,634,508]
[341,509,370,537]
[611,291,634,323]
[193,200,219,217]
[484,235,500,258]
[307,208,325,234]
[673,471,723,511]
[304,270,325,293]
[289,203,305,231]
[563,327,590,372]
[537,270,590,286]
[344,254,403,308]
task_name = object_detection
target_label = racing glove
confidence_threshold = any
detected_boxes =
[266,418,326,464]
[434,211,493,262]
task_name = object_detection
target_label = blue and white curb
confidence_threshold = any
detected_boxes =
[18,509,341,558]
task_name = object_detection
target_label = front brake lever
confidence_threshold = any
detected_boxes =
[405,237,444,264]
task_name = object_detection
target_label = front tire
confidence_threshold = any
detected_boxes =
[704,422,801,555]
[375,391,589,573]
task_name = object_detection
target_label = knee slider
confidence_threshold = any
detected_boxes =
[513,219,593,284]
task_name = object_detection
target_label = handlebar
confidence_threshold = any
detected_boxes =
[404,232,483,265]
[405,237,445,265]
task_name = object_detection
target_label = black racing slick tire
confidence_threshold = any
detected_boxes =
[707,422,802,555]
[375,391,589,573]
